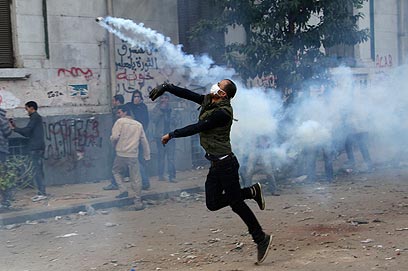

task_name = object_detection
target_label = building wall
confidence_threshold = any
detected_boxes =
[356,0,400,71]
[373,0,398,70]
[1,0,199,185]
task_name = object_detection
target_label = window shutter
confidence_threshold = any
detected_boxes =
[0,0,14,68]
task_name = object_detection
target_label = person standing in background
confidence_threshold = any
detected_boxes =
[111,105,150,210]
[10,101,47,202]
[151,93,177,183]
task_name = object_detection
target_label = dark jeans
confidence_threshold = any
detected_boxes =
[205,154,265,244]
[30,150,46,195]
[305,146,334,181]
[345,132,372,165]
[138,146,150,188]
[156,139,176,180]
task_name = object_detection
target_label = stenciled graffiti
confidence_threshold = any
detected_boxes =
[68,84,89,97]
[43,117,102,161]
[57,67,94,80]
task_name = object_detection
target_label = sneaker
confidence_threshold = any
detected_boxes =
[256,234,273,264]
[115,191,129,199]
[251,183,265,210]
[31,195,48,202]
[103,183,119,190]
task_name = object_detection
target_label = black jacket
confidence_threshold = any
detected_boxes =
[14,111,45,151]
[126,102,149,130]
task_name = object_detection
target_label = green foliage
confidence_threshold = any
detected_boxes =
[0,155,33,191]
[190,0,369,89]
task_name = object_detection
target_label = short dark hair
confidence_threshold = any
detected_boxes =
[117,104,130,115]
[25,101,38,111]
[113,94,124,104]
[131,89,143,101]
[223,79,237,99]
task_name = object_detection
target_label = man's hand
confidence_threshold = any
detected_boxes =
[161,134,171,145]
[149,83,170,101]
[8,118,15,129]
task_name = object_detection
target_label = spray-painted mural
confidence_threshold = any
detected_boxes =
[41,115,111,185]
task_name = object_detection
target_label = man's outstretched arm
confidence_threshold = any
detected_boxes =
[150,83,204,105]
[161,110,230,144]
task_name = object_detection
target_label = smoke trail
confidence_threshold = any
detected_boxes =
[97,16,235,85]
[98,16,408,178]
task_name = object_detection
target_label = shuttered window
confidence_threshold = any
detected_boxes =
[0,0,14,68]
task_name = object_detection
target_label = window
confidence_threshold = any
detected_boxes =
[0,0,14,68]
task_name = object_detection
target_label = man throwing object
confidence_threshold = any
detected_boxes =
[149,79,272,264]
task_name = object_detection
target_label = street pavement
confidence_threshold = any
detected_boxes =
[0,168,207,226]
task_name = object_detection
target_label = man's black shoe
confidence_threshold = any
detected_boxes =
[142,185,150,190]
[251,183,265,210]
[256,234,273,264]
[103,183,119,190]
[115,191,129,199]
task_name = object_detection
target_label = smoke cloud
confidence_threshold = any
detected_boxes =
[98,17,408,174]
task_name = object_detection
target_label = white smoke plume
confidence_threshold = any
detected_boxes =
[98,16,408,176]
[97,16,235,85]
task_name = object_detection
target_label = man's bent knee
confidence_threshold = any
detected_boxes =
[206,201,222,211]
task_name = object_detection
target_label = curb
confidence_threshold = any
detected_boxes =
[0,186,204,226]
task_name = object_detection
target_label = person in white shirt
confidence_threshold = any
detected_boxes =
[110,105,150,210]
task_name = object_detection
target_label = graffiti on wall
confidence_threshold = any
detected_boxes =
[0,87,21,109]
[57,67,94,80]
[376,54,393,68]
[43,117,102,166]
[47,90,64,99]
[68,84,89,97]
[248,74,278,89]
[115,43,160,95]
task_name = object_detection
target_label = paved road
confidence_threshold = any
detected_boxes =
[1,166,407,271]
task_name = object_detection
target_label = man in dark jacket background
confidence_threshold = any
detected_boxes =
[10,101,47,202]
